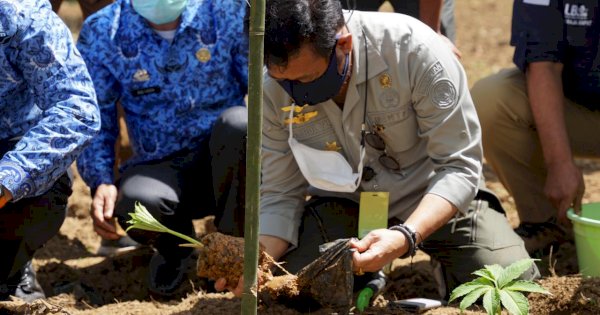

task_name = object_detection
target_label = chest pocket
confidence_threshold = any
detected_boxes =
[291,113,337,151]
[368,107,419,153]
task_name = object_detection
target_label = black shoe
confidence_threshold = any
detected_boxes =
[514,220,573,256]
[148,249,194,297]
[3,260,45,302]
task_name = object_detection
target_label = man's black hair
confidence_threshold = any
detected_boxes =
[265,0,345,67]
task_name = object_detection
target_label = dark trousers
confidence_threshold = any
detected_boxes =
[341,0,456,42]
[0,141,71,283]
[280,190,539,297]
[114,106,247,255]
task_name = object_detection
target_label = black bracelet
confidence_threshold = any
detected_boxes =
[389,224,419,259]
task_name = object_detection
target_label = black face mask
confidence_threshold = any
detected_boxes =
[277,42,350,106]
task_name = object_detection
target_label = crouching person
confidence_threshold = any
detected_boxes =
[216,0,540,300]
[0,0,101,302]
[75,0,249,297]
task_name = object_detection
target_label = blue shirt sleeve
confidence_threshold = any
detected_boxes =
[0,1,101,200]
[229,2,249,93]
[511,0,566,71]
[76,15,122,190]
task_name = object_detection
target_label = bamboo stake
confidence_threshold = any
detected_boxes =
[242,0,265,313]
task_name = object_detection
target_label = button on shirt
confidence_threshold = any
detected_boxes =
[76,0,248,190]
[0,0,100,201]
[512,0,600,108]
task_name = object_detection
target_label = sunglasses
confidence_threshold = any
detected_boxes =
[365,124,401,170]
[361,124,401,182]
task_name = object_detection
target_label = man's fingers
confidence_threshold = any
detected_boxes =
[350,235,374,253]
[214,278,227,292]
[94,224,120,240]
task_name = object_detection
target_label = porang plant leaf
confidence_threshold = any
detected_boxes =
[126,201,203,247]
[450,259,550,315]
[459,286,491,312]
[472,268,496,284]
[504,280,551,295]
[497,259,536,288]
[483,264,504,284]
[482,287,500,315]
[449,277,494,303]
[499,289,529,315]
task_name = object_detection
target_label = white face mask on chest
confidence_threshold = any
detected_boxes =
[287,103,365,193]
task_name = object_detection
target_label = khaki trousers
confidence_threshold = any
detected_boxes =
[280,192,539,299]
[471,68,600,223]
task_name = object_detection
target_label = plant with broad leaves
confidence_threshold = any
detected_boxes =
[449,259,550,315]
[126,201,203,247]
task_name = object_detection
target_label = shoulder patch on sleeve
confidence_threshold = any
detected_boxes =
[523,0,550,6]
[416,61,444,95]
[430,79,457,109]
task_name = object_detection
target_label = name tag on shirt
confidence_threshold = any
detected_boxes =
[132,86,161,97]
[358,192,389,238]
[523,0,550,6]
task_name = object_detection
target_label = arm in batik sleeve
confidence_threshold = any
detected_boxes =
[75,17,122,191]
[0,6,100,201]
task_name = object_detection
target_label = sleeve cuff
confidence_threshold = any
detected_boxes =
[0,161,34,201]
[259,213,299,247]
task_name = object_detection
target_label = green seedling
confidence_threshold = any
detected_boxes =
[126,201,203,247]
[449,259,550,315]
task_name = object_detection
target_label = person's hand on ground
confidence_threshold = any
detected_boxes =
[214,275,244,297]
[350,229,408,274]
[545,160,585,225]
[0,185,13,209]
[91,183,120,239]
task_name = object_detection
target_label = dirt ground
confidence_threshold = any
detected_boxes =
[2,1,600,314]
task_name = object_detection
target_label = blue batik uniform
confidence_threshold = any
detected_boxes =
[0,0,101,201]
[76,0,249,191]
[512,0,600,108]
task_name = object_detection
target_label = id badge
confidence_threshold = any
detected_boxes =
[358,191,389,238]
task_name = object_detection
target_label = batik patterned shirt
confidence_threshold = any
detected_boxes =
[0,0,100,201]
[76,0,248,190]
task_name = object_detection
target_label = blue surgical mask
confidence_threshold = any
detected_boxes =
[277,42,350,106]
[132,0,188,25]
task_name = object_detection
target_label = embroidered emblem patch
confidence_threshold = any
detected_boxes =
[431,79,457,109]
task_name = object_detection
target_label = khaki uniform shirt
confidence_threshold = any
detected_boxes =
[260,11,482,246]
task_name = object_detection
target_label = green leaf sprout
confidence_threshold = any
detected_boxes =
[449,259,550,315]
[126,201,203,247]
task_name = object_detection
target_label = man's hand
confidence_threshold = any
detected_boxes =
[350,229,408,273]
[0,186,13,209]
[545,160,585,225]
[91,183,120,240]
[214,275,244,297]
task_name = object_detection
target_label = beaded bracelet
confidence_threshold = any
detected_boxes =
[388,224,419,259]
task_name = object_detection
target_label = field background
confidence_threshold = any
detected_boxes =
[2,1,600,314]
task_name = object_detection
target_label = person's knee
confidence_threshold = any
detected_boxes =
[211,106,247,154]
[115,181,177,223]
[471,71,514,128]
[214,106,247,135]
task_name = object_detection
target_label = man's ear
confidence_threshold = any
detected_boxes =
[336,32,353,54]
